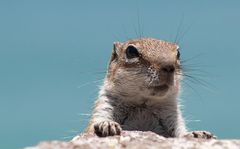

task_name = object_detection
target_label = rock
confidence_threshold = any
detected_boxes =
[25,131,240,149]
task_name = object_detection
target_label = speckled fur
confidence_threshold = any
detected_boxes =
[85,38,215,139]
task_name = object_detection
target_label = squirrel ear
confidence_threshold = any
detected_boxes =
[110,42,122,62]
[113,42,122,54]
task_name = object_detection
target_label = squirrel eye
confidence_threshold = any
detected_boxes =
[177,50,180,59]
[126,46,139,59]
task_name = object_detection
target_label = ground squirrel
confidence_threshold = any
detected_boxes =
[85,38,215,139]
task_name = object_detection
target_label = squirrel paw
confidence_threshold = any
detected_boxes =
[184,131,217,139]
[94,121,122,137]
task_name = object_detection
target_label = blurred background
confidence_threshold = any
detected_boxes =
[1,0,240,148]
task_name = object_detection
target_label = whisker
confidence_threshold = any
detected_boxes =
[174,14,185,43]
[181,79,204,102]
[177,69,216,95]
[77,113,91,116]
[180,53,205,64]
[121,24,131,41]
[77,79,104,89]
[133,24,140,38]
[91,71,107,75]
[61,135,76,140]
[177,21,195,44]
[183,73,215,90]
[136,1,143,39]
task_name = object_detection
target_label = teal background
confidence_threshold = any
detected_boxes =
[0,0,240,148]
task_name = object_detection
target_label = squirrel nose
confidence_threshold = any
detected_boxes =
[161,65,175,73]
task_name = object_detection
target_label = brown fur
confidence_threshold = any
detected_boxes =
[84,38,215,139]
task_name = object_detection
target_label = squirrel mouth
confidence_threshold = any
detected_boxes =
[148,84,169,92]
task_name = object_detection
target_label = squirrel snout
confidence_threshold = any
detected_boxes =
[161,65,175,74]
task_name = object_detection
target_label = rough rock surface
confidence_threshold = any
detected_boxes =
[26,131,240,149]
